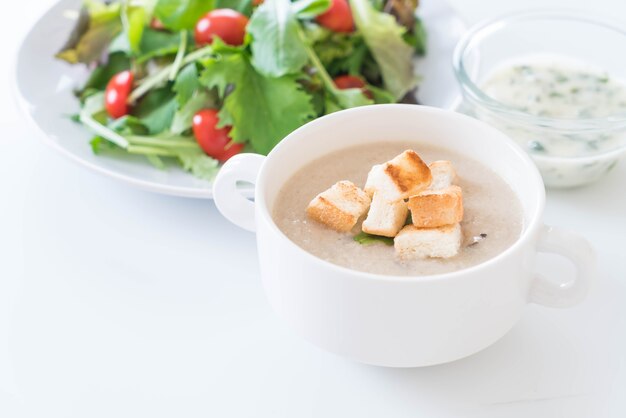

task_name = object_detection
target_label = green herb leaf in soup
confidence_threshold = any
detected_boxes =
[353,232,394,246]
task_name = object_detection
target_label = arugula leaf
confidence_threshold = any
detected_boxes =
[247,0,309,77]
[173,63,201,106]
[292,0,331,19]
[56,1,122,64]
[154,0,215,30]
[135,87,178,134]
[350,0,417,100]
[200,52,316,154]
[80,52,130,96]
[353,232,394,246]
[137,29,186,63]
[215,0,253,15]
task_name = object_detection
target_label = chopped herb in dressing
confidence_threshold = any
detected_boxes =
[483,61,626,120]
[473,56,626,187]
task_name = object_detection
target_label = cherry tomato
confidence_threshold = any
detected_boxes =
[192,109,244,162]
[333,75,373,99]
[252,0,264,5]
[218,141,246,162]
[194,9,249,46]
[315,0,354,33]
[150,18,165,30]
[105,70,133,119]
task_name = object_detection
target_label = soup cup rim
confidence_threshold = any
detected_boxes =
[255,104,546,283]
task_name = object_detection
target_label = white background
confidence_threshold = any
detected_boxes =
[2,0,625,417]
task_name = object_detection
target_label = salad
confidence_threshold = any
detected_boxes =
[57,0,426,180]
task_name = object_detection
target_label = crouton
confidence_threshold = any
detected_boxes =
[364,150,432,201]
[306,181,371,232]
[407,185,464,228]
[361,193,408,237]
[394,224,462,259]
[428,160,457,190]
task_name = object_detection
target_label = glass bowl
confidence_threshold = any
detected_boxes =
[453,10,626,188]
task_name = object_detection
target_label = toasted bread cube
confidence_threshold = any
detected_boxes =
[361,193,408,237]
[306,181,371,232]
[428,160,457,190]
[408,186,463,228]
[364,150,432,201]
[395,224,462,259]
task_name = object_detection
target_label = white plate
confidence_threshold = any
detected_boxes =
[14,0,466,199]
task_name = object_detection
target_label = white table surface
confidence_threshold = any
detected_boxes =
[1,0,625,417]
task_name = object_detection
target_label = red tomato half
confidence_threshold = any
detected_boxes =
[105,70,133,119]
[194,9,249,46]
[316,0,354,33]
[192,109,244,162]
[333,75,373,99]
[149,18,165,30]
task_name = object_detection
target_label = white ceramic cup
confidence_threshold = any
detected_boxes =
[213,105,595,367]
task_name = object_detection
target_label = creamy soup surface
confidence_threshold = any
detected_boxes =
[272,142,524,276]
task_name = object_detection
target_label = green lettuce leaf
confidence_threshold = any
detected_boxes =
[350,0,417,99]
[123,6,147,53]
[154,0,215,30]
[199,52,316,154]
[173,63,200,106]
[137,28,187,63]
[80,52,130,96]
[247,0,309,77]
[215,0,253,15]
[135,87,178,134]
[292,0,331,19]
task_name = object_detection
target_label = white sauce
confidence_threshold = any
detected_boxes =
[473,55,626,187]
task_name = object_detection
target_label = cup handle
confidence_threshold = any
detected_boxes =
[529,225,596,308]
[213,153,265,232]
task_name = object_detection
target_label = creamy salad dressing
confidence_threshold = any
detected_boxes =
[473,55,626,187]
[273,142,523,276]
[483,60,626,120]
